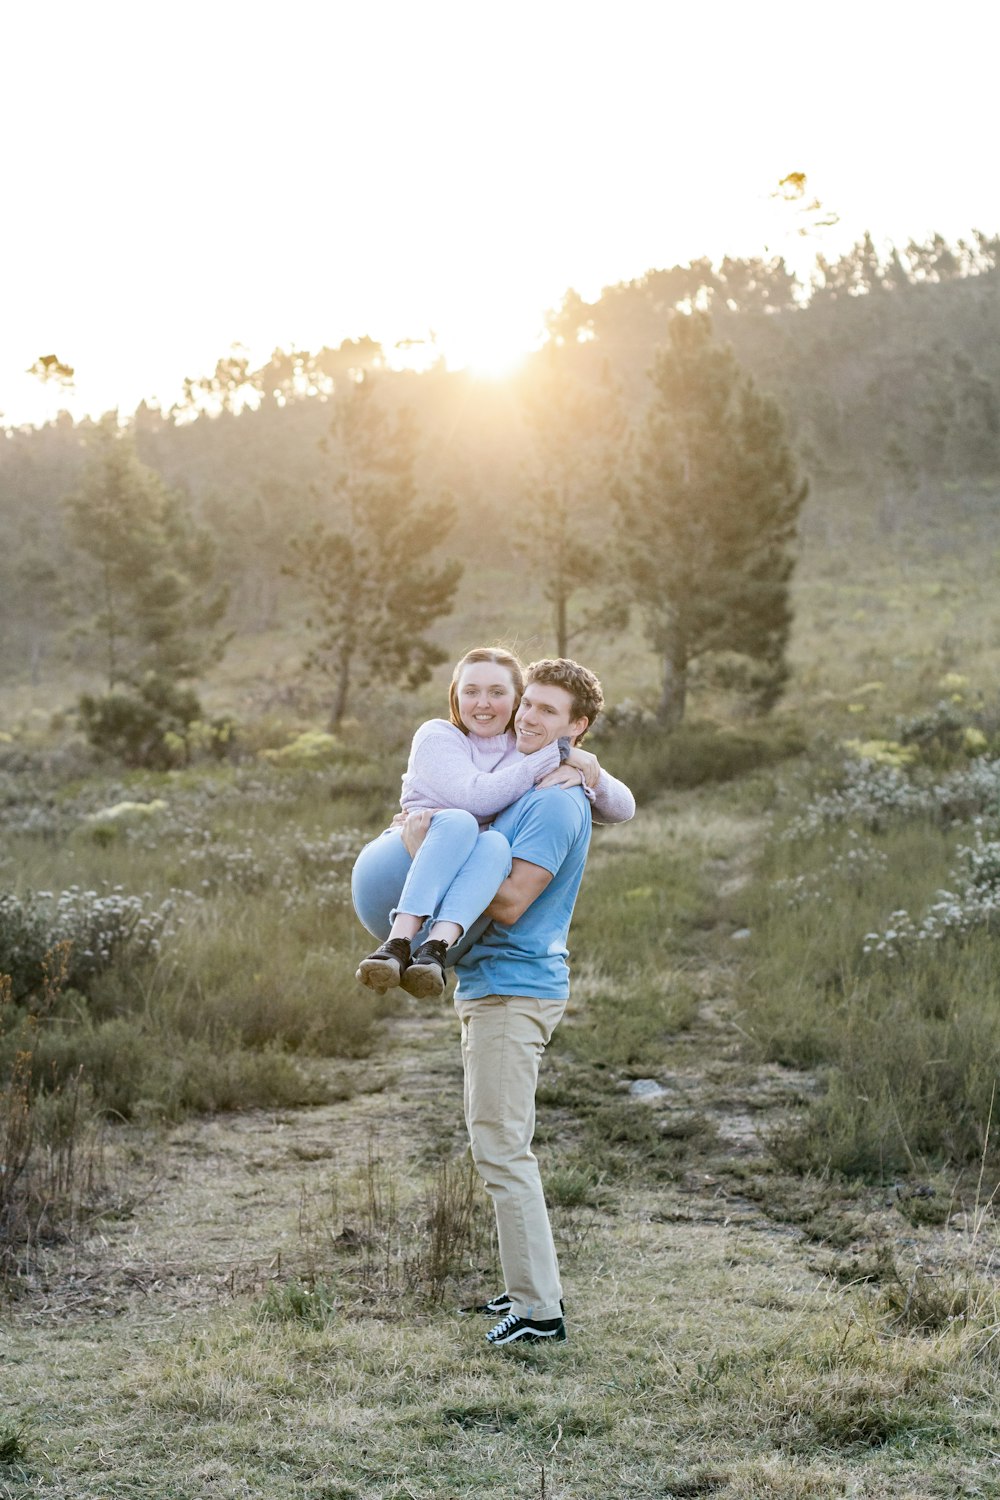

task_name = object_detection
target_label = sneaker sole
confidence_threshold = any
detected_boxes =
[488,1325,566,1345]
[356,957,403,993]
[400,964,445,1000]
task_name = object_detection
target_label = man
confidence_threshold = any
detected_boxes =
[434,658,633,1346]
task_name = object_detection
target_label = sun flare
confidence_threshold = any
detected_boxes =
[441,323,538,380]
[388,312,543,382]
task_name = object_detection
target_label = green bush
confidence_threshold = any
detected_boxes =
[592,715,806,801]
[0,887,169,1005]
[895,698,995,768]
[78,674,203,769]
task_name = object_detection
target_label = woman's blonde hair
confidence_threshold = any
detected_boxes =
[448,647,525,735]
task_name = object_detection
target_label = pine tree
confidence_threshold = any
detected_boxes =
[617,312,808,725]
[65,426,228,764]
[66,426,227,691]
[287,377,462,729]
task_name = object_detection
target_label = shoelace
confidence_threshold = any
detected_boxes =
[487,1311,519,1340]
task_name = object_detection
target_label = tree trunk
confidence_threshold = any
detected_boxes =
[328,646,351,731]
[555,591,568,658]
[657,639,688,727]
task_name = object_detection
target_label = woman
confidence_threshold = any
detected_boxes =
[351,646,634,999]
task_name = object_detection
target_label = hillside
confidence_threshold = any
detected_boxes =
[1,233,998,699]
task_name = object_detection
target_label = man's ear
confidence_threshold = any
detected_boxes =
[570,716,589,745]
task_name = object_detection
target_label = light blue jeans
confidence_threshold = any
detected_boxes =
[351,808,511,962]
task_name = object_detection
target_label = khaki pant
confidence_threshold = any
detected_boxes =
[455,993,567,1320]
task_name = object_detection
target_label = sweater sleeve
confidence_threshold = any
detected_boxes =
[405,722,562,819]
[590,767,637,825]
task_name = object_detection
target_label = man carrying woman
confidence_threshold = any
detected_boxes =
[351,645,632,996]
[352,649,634,1347]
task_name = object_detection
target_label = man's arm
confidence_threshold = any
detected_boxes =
[484,858,552,925]
[398,814,552,923]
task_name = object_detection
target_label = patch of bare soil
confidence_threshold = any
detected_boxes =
[8,1012,484,1324]
[2,986,793,1328]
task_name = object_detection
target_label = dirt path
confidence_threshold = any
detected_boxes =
[8,805,844,1329]
[13,971,824,1334]
[9,802,968,1339]
[14,1014,470,1323]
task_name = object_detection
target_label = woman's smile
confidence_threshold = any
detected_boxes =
[456,663,518,737]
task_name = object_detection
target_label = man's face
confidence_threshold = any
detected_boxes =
[514,679,588,754]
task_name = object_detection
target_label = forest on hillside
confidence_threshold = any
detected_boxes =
[1,230,998,703]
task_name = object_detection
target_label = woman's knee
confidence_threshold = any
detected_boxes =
[430,808,480,838]
[477,828,512,875]
[351,830,410,937]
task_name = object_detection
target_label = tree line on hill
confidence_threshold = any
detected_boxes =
[0,232,996,759]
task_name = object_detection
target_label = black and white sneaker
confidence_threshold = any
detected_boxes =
[485,1311,566,1345]
[466,1291,513,1315]
[356,937,411,993]
[401,938,448,999]
[466,1291,564,1317]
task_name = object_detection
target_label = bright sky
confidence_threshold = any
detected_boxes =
[4,0,999,426]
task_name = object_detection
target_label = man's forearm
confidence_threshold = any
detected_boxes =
[483,858,553,926]
[484,884,522,925]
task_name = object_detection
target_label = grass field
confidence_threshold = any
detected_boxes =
[2,479,1000,1497]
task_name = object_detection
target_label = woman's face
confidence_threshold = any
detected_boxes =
[455,661,518,738]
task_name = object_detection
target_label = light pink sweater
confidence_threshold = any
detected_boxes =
[400,719,636,827]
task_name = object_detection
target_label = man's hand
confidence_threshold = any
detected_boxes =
[536,766,585,790]
[564,746,600,788]
[399,809,434,858]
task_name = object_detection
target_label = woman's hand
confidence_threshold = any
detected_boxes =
[536,766,585,790]
[400,809,434,858]
[564,746,601,789]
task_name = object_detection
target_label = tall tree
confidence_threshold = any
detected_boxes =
[518,347,627,655]
[617,312,808,725]
[287,376,462,729]
[65,426,228,692]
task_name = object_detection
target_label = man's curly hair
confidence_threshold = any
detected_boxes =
[525,658,604,742]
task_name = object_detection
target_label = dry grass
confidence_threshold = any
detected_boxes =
[3,480,1000,1494]
[4,770,1000,1497]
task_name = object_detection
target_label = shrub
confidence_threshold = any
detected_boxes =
[0,887,172,1004]
[896,699,994,768]
[782,754,1000,839]
[589,714,806,801]
[78,674,202,769]
[259,731,343,767]
[863,830,1000,955]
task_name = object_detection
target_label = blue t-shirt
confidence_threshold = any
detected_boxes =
[454,784,593,1001]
